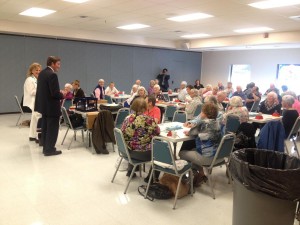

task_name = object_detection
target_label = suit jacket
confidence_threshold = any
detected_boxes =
[34,67,63,117]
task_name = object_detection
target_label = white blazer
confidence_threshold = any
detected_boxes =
[23,76,37,110]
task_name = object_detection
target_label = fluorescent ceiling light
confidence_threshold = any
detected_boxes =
[167,13,213,22]
[19,7,56,17]
[181,33,211,39]
[248,0,300,9]
[63,0,89,3]
[234,27,273,33]
[117,24,150,30]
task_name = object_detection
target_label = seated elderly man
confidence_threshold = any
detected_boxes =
[94,79,105,100]
[232,85,246,101]
[185,84,194,103]
[180,88,202,120]
[177,81,188,102]
[245,86,261,111]
[258,91,282,115]
[224,82,234,98]
[105,82,119,96]
[264,83,280,96]
[216,91,227,113]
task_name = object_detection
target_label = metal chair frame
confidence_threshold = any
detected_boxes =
[284,116,300,157]
[145,136,193,209]
[61,107,85,150]
[14,95,31,128]
[202,133,236,199]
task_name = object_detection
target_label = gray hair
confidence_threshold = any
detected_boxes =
[65,83,72,89]
[181,81,187,87]
[267,91,278,99]
[204,95,217,105]
[282,95,295,107]
[137,86,147,95]
[282,91,297,99]
[154,84,160,90]
[190,88,199,97]
[229,96,243,107]
[98,79,104,82]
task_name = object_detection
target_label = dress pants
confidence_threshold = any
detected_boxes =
[41,115,60,154]
[29,111,42,139]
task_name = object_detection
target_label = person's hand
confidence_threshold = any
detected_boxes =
[60,90,67,96]
[183,130,189,136]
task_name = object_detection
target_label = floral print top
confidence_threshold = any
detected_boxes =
[121,114,160,152]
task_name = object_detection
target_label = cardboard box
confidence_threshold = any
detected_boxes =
[86,111,99,129]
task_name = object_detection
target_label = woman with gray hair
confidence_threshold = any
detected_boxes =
[258,91,282,115]
[222,96,249,124]
[182,88,202,119]
[282,95,299,138]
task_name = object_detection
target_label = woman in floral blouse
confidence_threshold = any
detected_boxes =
[121,97,160,178]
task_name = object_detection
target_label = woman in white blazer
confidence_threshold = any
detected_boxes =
[23,63,42,142]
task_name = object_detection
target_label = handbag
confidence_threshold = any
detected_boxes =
[138,183,173,201]
[159,174,190,199]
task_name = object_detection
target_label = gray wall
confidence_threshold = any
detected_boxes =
[0,34,202,113]
[201,49,300,94]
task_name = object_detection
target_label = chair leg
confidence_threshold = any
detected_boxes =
[124,164,137,194]
[61,127,69,145]
[225,163,232,184]
[207,169,215,199]
[68,131,75,150]
[292,139,300,157]
[81,130,84,142]
[145,168,154,199]
[16,113,22,127]
[111,157,123,183]
[173,175,183,209]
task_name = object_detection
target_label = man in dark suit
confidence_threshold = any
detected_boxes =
[35,56,66,156]
[156,68,170,92]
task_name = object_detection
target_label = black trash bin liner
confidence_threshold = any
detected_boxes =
[229,148,300,201]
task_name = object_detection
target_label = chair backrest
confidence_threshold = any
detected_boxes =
[193,104,202,117]
[14,95,24,114]
[173,110,187,123]
[225,114,240,134]
[61,107,74,129]
[163,93,170,102]
[63,99,73,110]
[250,100,260,112]
[114,128,133,163]
[164,105,177,122]
[209,133,235,168]
[152,137,179,174]
[287,116,300,140]
[115,108,130,129]
[104,95,113,103]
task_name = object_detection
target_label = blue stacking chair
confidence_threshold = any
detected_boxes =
[163,105,177,122]
[193,104,202,117]
[173,110,187,123]
[115,108,130,129]
[145,137,193,209]
[202,133,236,199]
[104,95,113,103]
[112,128,151,194]
[224,114,240,134]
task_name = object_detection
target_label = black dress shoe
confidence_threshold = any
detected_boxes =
[126,171,137,178]
[29,137,36,141]
[44,150,62,156]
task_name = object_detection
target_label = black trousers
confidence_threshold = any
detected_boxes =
[42,115,60,154]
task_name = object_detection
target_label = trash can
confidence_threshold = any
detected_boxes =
[229,148,300,225]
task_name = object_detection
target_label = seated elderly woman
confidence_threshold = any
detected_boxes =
[130,86,148,106]
[179,103,221,187]
[258,91,282,115]
[64,83,73,100]
[180,88,202,120]
[121,97,160,179]
[282,95,299,138]
[222,96,249,125]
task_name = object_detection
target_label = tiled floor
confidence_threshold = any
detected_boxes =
[0,114,299,225]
